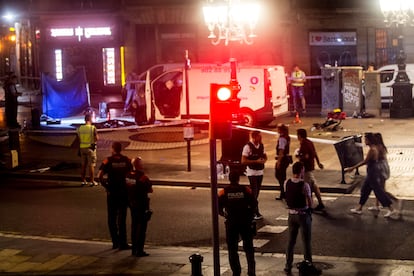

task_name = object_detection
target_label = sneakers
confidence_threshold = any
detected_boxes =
[283,267,292,274]
[314,203,325,211]
[384,209,397,218]
[89,181,99,187]
[368,206,380,211]
[254,213,263,220]
[81,181,87,187]
[350,208,362,215]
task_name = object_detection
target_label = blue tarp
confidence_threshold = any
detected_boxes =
[42,68,89,118]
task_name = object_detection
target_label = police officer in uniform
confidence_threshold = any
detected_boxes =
[218,171,258,276]
[284,162,318,274]
[98,142,132,250]
[126,157,153,257]
[242,130,267,220]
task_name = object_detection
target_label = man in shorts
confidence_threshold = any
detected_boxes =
[77,114,98,186]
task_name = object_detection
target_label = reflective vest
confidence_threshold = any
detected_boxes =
[291,71,305,87]
[77,124,96,148]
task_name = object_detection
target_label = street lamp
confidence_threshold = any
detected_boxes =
[379,0,414,118]
[202,0,260,46]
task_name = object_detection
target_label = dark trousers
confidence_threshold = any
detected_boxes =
[275,161,290,198]
[286,213,312,269]
[107,194,128,248]
[248,175,263,214]
[359,174,392,207]
[225,220,256,276]
[130,208,148,254]
[5,97,18,127]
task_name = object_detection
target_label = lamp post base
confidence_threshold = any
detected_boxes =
[390,82,413,118]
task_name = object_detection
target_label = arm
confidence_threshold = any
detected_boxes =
[97,159,108,189]
[304,183,313,209]
[344,147,375,172]
[217,189,226,217]
[93,126,98,143]
[314,148,324,169]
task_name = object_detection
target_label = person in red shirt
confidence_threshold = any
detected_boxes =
[296,128,325,211]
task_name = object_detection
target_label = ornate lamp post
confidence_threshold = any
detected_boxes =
[202,1,260,275]
[202,0,260,46]
[379,0,414,117]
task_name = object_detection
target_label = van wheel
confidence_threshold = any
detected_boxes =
[240,108,256,127]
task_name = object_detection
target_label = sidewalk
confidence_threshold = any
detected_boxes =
[1,232,414,275]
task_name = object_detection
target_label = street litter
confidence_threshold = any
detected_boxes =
[313,108,346,131]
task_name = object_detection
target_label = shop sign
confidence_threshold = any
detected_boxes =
[50,26,112,41]
[309,32,357,46]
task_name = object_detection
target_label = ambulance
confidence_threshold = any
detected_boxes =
[138,62,289,126]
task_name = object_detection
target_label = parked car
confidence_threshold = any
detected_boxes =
[378,64,414,105]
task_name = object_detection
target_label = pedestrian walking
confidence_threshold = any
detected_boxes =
[345,132,398,218]
[284,162,320,275]
[218,171,257,276]
[123,70,138,115]
[242,130,267,220]
[370,133,403,213]
[126,157,153,257]
[3,73,22,128]
[77,113,98,186]
[275,124,292,200]
[290,64,307,115]
[98,141,133,250]
[296,128,325,211]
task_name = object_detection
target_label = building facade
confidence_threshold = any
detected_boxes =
[1,0,412,105]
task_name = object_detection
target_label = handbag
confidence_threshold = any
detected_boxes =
[380,159,390,180]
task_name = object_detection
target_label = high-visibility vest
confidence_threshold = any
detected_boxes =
[77,124,96,148]
[291,71,305,87]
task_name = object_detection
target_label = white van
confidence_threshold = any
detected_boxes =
[378,64,414,104]
[141,63,289,126]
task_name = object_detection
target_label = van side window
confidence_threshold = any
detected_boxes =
[380,70,395,83]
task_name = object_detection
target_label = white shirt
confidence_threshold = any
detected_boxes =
[242,143,265,176]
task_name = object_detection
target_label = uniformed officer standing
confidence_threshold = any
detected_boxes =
[98,142,132,250]
[218,171,258,276]
[126,157,153,257]
[284,161,317,274]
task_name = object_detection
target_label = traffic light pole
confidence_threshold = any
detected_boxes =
[209,138,220,276]
[185,50,191,171]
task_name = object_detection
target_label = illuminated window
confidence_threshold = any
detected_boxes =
[103,48,115,85]
[55,49,63,81]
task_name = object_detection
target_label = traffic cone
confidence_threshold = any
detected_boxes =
[293,111,302,124]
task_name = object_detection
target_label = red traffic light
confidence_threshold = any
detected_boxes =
[216,87,231,101]
[210,83,233,140]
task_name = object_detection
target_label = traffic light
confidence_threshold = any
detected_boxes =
[210,83,233,140]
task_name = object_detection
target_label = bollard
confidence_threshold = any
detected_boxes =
[189,253,203,276]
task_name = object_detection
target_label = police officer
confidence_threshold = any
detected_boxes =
[241,130,267,220]
[126,157,153,257]
[98,142,132,250]
[4,74,21,128]
[284,162,317,274]
[218,171,258,276]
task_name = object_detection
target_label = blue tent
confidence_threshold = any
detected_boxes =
[42,68,89,118]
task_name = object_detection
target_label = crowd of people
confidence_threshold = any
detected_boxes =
[73,104,401,275]
[76,113,154,258]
